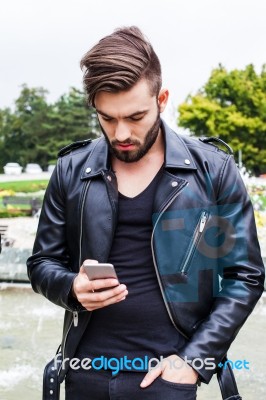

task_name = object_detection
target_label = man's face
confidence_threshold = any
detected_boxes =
[94,79,168,163]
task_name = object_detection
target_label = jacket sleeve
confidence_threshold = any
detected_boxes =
[178,155,265,383]
[27,157,81,311]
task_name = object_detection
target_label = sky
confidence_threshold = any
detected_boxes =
[0,0,266,128]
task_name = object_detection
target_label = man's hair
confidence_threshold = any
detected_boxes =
[80,26,162,106]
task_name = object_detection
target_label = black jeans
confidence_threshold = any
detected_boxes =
[65,368,197,400]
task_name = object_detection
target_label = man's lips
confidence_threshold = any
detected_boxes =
[116,143,136,151]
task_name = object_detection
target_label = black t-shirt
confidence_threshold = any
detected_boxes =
[76,169,186,366]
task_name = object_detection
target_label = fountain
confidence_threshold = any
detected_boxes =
[0,247,30,282]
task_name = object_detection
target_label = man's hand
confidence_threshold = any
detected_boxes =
[72,260,128,311]
[140,354,198,388]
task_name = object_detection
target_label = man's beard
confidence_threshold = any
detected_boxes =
[100,112,161,163]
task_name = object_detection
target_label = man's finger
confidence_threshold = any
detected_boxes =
[140,363,162,388]
[84,290,128,310]
[89,278,120,292]
[88,283,127,301]
[79,283,128,310]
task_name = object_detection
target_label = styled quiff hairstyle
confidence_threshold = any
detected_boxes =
[80,26,162,106]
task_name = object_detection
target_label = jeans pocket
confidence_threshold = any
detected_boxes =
[157,376,197,391]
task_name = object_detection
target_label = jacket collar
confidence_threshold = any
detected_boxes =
[81,119,197,179]
[161,119,197,171]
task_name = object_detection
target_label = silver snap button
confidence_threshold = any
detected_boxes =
[50,378,54,383]
[171,181,178,187]
[107,175,112,181]
[85,167,92,174]
[50,390,54,394]
[184,159,191,165]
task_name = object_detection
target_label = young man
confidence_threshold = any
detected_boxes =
[27,27,264,400]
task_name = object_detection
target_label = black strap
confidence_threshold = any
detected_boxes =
[58,138,92,157]
[200,137,234,155]
[217,356,242,400]
[43,356,61,400]
[43,347,61,400]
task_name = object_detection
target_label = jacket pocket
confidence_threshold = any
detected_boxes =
[179,210,209,275]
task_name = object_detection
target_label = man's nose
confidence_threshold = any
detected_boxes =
[114,122,131,142]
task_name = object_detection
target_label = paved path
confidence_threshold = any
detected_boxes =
[0,217,39,249]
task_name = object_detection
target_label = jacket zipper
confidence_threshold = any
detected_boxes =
[58,318,73,375]
[72,173,117,329]
[72,180,91,329]
[151,181,190,340]
[180,210,209,275]
[58,181,91,372]
[78,181,91,268]
[60,181,91,372]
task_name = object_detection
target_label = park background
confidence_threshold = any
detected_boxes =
[0,0,266,399]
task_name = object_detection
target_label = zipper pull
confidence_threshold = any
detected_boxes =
[199,213,208,233]
[73,311,79,327]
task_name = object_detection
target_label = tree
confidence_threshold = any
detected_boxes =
[13,85,53,167]
[29,87,100,166]
[0,108,15,169]
[0,85,100,171]
[48,87,100,157]
[177,64,266,176]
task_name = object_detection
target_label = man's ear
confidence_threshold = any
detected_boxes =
[158,88,169,113]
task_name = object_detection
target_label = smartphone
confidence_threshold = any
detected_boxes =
[82,261,118,281]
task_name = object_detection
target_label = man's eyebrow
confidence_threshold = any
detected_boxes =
[96,109,149,119]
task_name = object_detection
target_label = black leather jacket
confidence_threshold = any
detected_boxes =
[27,120,264,384]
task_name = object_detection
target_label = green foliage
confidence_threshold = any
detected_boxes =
[0,179,48,218]
[178,64,266,176]
[0,210,30,218]
[0,180,48,193]
[0,85,100,172]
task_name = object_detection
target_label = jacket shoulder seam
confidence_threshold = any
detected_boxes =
[199,137,234,155]
[58,138,93,157]
[217,154,232,196]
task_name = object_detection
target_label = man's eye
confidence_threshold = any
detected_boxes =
[102,116,113,122]
[130,116,144,121]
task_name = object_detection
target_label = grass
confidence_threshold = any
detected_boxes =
[0,180,49,193]
[260,196,266,209]
[0,179,48,217]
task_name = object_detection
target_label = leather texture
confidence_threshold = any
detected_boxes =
[28,119,264,389]
[43,356,61,400]
[217,357,242,400]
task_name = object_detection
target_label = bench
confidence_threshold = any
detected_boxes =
[2,196,43,216]
[0,224,15,249]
